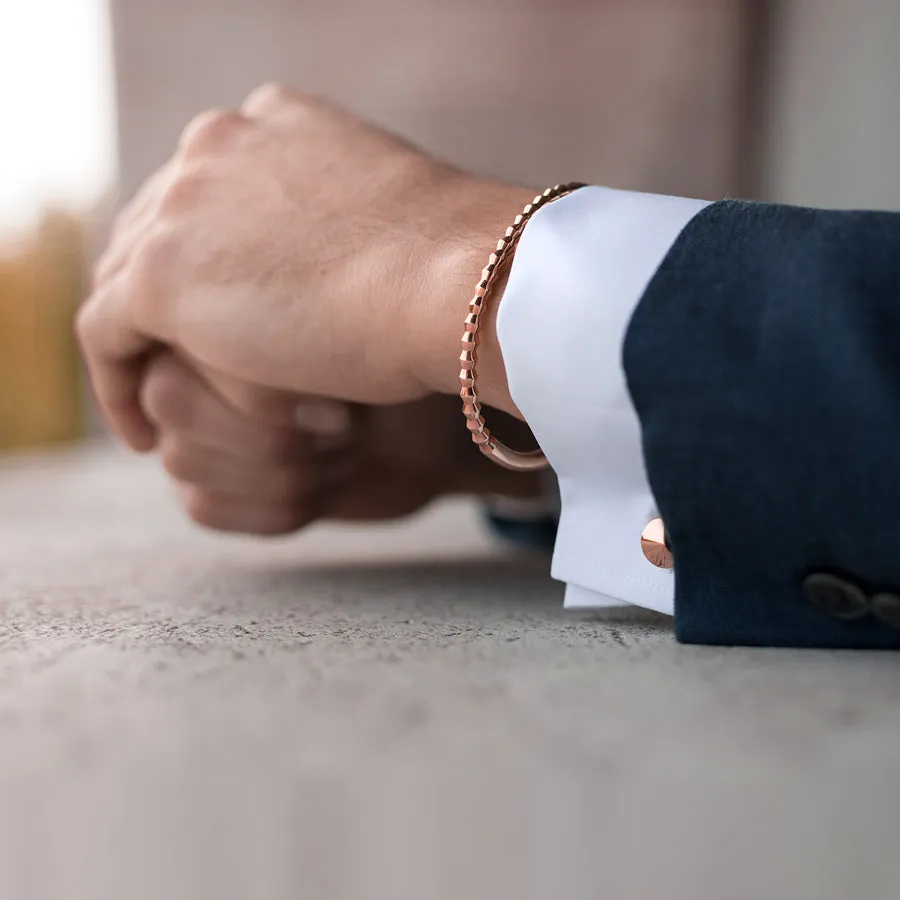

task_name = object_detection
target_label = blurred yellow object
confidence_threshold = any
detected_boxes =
[0,212,86,449]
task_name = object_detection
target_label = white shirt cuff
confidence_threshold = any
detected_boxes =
[496,186,711,616]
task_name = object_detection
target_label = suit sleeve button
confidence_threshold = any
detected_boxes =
[802,573,870,620]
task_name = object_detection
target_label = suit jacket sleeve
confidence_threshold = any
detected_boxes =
[623,199,900,648]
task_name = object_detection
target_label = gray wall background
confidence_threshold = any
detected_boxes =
[764,0,900,209]
[109,0,756,204]
[109,0,900,212]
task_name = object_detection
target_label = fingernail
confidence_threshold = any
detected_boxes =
[294,400,352,437]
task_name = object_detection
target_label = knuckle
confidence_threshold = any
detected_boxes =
[141,357,191,427]
[183,488,219,528]
[180,108,245,157]
[159,170,210,215]
[242,81,295,115]
[132,227,178,285]
[183,489,305,536]
[160,443,194,482]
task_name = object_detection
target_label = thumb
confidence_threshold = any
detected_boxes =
[191,357,356,440]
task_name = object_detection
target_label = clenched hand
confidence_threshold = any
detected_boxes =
[78,86,540,533]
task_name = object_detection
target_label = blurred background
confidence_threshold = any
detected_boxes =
[1,0,898,451]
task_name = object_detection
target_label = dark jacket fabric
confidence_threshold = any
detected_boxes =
[624,200,900,648]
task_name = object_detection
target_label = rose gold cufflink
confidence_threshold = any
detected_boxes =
[641,517,674,569]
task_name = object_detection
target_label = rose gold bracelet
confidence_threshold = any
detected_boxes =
[460,183,585,471]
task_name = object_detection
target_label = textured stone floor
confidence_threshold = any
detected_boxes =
[0,444,898,899]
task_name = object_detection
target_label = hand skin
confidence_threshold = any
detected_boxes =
[139,351,544,534]
[79,85,546,534]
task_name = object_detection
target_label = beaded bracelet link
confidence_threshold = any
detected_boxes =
[460,183,585,471]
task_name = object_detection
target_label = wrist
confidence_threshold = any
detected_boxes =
[414,181,536,419]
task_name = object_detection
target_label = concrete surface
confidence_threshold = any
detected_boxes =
[1,444,899,900]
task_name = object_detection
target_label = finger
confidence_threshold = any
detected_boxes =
[193,363,305,428]
[177,484,321,536]
[92,166,172,290]
[192,361,356,449]
[324,467,435,522]
[160,435,356,502]
[142,353,313,463]
[76,286,157,451]
[94,110,247,291]
[293,399,354,441]
[111,166,170,242]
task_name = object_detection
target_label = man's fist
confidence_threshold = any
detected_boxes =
[140,351,543,536]
[79,86,530,453]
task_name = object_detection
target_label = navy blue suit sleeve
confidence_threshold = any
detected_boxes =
[623,200,900,648]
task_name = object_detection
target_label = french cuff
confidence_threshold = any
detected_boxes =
[497,186,710,617]
[554,480,674,614]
